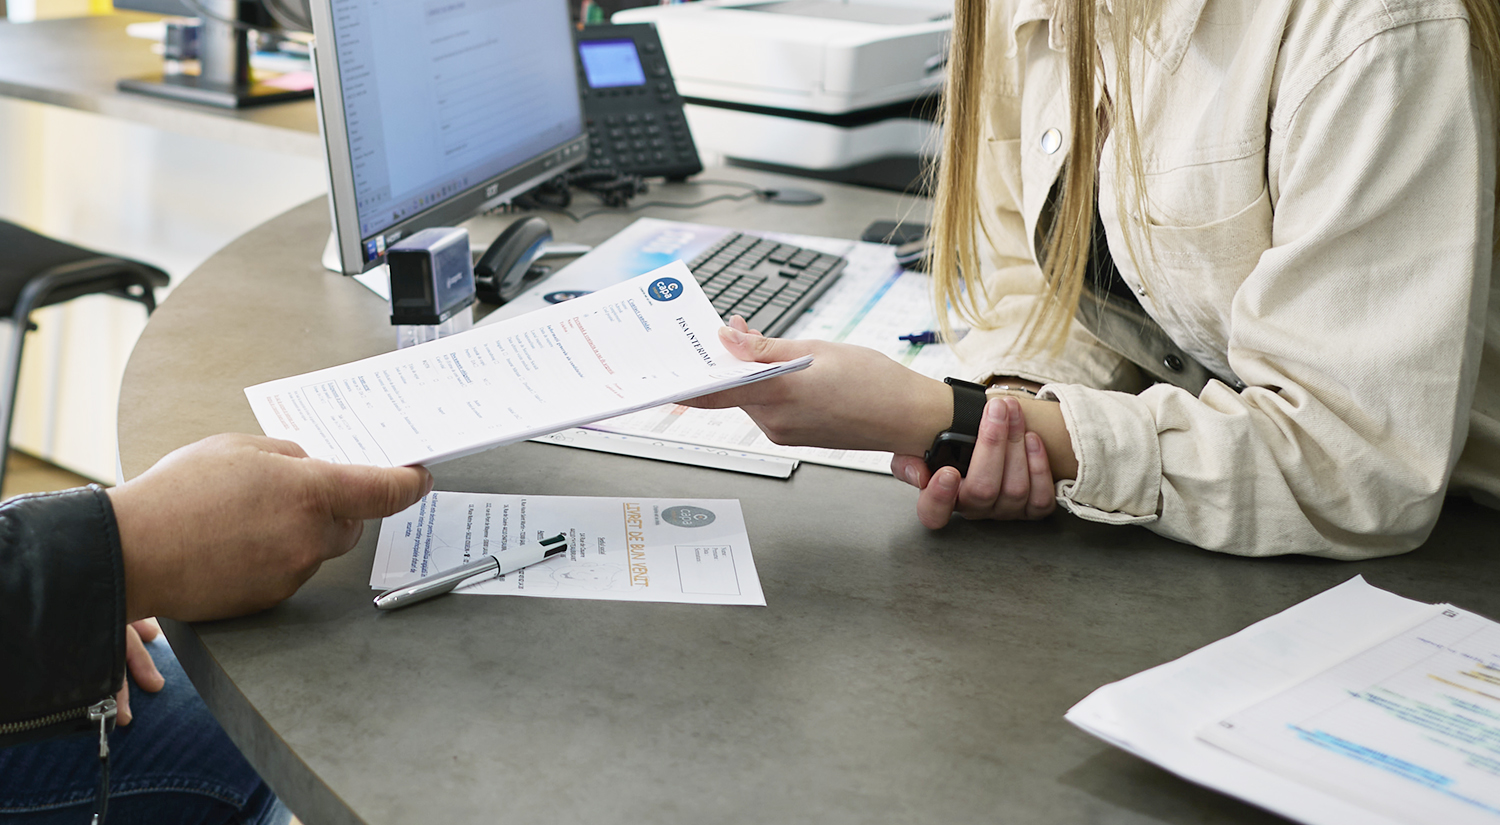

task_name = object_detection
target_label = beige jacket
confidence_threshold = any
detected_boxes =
[955,0,1498,559]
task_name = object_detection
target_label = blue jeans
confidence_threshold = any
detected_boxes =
[0,637,291,825]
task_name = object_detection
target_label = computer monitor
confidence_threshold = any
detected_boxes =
[308,0,588,276]
[113,0,314,108]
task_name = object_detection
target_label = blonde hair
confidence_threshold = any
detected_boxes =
[930,0,1500,353]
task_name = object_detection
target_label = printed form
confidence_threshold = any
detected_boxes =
[244,262,809,467]
[1066,576,1500,825]
[485,218,966,474]
[1202,606,1500,824]
[371,491,765,606]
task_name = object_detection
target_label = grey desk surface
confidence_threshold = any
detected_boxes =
[118,168,1498,825]
[0,13,320,157]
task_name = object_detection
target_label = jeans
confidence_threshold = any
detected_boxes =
[0,636,291,825]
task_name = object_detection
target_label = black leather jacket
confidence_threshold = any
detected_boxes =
[0,486,125,748]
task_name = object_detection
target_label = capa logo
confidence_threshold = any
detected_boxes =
[648,277,683,302]
[662,505,715,527]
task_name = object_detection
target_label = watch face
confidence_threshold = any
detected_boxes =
[925,432,978,476]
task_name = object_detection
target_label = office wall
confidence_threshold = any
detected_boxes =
[0,97,325,481]
[4,0,93,21]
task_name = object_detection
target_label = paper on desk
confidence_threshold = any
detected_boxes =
[1201,604,1500,824]
[1065,576,1440,825]
[244,262,809,467]
[371,491,765,606]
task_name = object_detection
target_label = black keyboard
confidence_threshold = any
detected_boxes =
[686,232,847,338]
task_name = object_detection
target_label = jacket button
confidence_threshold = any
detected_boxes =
[1040,128,1062,154]
[1163,354,1184,372]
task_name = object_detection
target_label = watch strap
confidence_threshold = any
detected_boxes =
[945,377,988,437]
[924,378,989,475]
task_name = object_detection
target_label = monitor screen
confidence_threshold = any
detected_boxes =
[311,0,587,273]
[577,39,646,89]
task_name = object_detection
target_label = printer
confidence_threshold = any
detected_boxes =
[611,0,952,192]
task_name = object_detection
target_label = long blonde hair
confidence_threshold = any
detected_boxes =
[930,0,1500,353]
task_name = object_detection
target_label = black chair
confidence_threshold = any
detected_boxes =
[0,220,170,492]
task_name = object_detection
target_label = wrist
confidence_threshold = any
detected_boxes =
[900,376,955,456]
[108,484,173,623]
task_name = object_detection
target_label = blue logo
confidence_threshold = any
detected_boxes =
[648,277,683,302]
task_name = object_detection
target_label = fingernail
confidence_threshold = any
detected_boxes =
[720,326,746,345]
[935,469,959,492]
[904,465,920,486]
[984,398,1004,423]
[1008,397,1023,427]
[1026,432,1041,454]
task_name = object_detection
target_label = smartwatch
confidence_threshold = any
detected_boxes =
[924,377,989,476]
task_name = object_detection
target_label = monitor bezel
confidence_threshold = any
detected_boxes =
[308,0,588,276]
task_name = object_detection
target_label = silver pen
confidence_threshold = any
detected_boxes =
[373,532,568,610]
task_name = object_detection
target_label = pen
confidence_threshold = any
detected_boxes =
[373,533,568,610]
[900,330,940,345]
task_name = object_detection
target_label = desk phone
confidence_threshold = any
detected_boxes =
[574,23,703,181]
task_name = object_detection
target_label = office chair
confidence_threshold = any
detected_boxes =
[0,220,170,492]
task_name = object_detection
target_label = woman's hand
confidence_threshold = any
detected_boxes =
[685,318,952,456]
[115,618,165,726]
[891,396,1057,528]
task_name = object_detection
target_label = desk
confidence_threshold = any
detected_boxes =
[117,170,1499,825]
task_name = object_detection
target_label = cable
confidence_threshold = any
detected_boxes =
[535,190,762,223]
[507,172,780,222]
[681,178,764,192]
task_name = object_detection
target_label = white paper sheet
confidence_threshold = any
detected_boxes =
[1201,605,1500,824]
[1065,576,1440,825]
[245,262,809,467]
[583,228,967,473]
[478,218,963,474]
[371,491,765,606]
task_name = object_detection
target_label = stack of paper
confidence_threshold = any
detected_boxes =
[245,262,809,467]
[1067,576,1500,825]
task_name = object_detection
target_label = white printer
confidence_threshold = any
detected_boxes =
[611,0,952,191]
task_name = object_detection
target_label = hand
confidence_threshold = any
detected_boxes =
[114,619,165,726]
[109,433,434,623]
[891,396,1057,528]
[685,318,952,455]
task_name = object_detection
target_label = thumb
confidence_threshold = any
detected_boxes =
[719,325,812,364]
[321,463,434,521]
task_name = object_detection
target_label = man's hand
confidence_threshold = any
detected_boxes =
[685,319,951,456]
[114,618,164,726]
[109,434,433,623]
[891,396,1057,528]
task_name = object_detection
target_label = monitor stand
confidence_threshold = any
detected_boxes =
[323,230,391,299]
[117,1,312,109]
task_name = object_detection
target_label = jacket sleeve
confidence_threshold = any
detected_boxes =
[0,485,126,746]
[1046,20,1496,558]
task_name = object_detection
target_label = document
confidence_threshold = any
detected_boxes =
[371,491,765,606]
[244,262,810,467]
[1201,606,1500,824]
[486,218,966,474]
[1064,576,1500,825]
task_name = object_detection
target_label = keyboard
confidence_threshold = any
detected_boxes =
[686,232,847,338]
